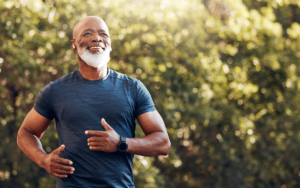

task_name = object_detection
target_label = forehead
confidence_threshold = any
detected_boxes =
[81,19,108,31]
[73,17,109,38]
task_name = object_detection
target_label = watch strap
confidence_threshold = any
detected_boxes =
[121,136,126,143]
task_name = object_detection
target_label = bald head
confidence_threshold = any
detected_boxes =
[72,16,109,40]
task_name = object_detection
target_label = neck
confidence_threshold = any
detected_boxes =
[78,60,108,80]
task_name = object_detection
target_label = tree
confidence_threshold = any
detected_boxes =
[1,0,300,187]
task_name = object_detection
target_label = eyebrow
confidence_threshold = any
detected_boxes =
[82,29,107,33]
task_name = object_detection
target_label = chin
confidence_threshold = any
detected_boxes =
[78,48,111,68]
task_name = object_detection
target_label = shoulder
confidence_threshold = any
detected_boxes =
[109,69,140,86]
[49,70,78,87]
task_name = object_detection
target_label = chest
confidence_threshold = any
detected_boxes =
[52,84,135,130]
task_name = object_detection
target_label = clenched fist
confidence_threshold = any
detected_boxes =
[41,144,75,178]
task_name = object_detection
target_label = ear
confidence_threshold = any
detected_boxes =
[71,40,76,51]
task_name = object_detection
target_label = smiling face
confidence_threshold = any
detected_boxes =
[72,17,112,68]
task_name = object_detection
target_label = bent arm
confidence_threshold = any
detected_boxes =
[17,108,51,167]
[126,111,171,156]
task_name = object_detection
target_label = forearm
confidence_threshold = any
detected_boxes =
[17,127,47,168]
[126,132,171,156]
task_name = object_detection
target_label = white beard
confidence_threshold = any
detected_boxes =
[78,47,110,68]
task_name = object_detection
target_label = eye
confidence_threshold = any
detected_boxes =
[101,33,108,37]
[83,33,91,36]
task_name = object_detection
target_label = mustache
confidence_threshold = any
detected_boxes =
[85,43,106,49]
[80,47,111,54]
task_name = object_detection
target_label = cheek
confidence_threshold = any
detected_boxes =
[104,38,111,43]
[78,38,89,48]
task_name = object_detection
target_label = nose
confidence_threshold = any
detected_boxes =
[91,34,103,42]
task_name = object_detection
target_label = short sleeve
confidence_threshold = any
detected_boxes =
[34,83,55,120]
[134,80,156,118]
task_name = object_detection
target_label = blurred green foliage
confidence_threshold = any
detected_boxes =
[2,0,300,187]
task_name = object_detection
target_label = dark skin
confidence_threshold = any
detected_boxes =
[17,16,171,179]
[71,16,111,81]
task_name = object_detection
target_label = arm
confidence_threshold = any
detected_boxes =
[86,111,171,156]
[17,108,50,166]
[17,108,74,178]
[126,110,171,156]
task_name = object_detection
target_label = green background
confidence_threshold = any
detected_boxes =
[1,0,300,187]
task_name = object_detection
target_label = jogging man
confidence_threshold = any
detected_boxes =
[17,16,171,188]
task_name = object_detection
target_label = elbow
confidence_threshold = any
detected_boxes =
[160,138,171,156]
[17,127,23,148]
[17,132,22,151]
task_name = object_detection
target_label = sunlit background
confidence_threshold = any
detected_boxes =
[2,0,300,187]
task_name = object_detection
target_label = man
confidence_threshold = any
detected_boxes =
[17,16,171,188]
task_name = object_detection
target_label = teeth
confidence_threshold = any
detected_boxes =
[90,47,104,52]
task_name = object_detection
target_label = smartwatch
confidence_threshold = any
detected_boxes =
[118,136,128,152]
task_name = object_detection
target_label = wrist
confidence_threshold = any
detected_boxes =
[117,136,128,152]
[37,151,48,168]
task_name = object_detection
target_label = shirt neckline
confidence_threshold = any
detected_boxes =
[76,68,111,83]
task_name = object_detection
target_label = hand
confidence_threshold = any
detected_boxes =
[85,118,121,152]
[41,145,75,178]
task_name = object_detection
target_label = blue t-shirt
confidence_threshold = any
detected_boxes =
[34,69,156,188]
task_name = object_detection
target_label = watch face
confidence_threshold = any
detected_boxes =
[119,143,128,151]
